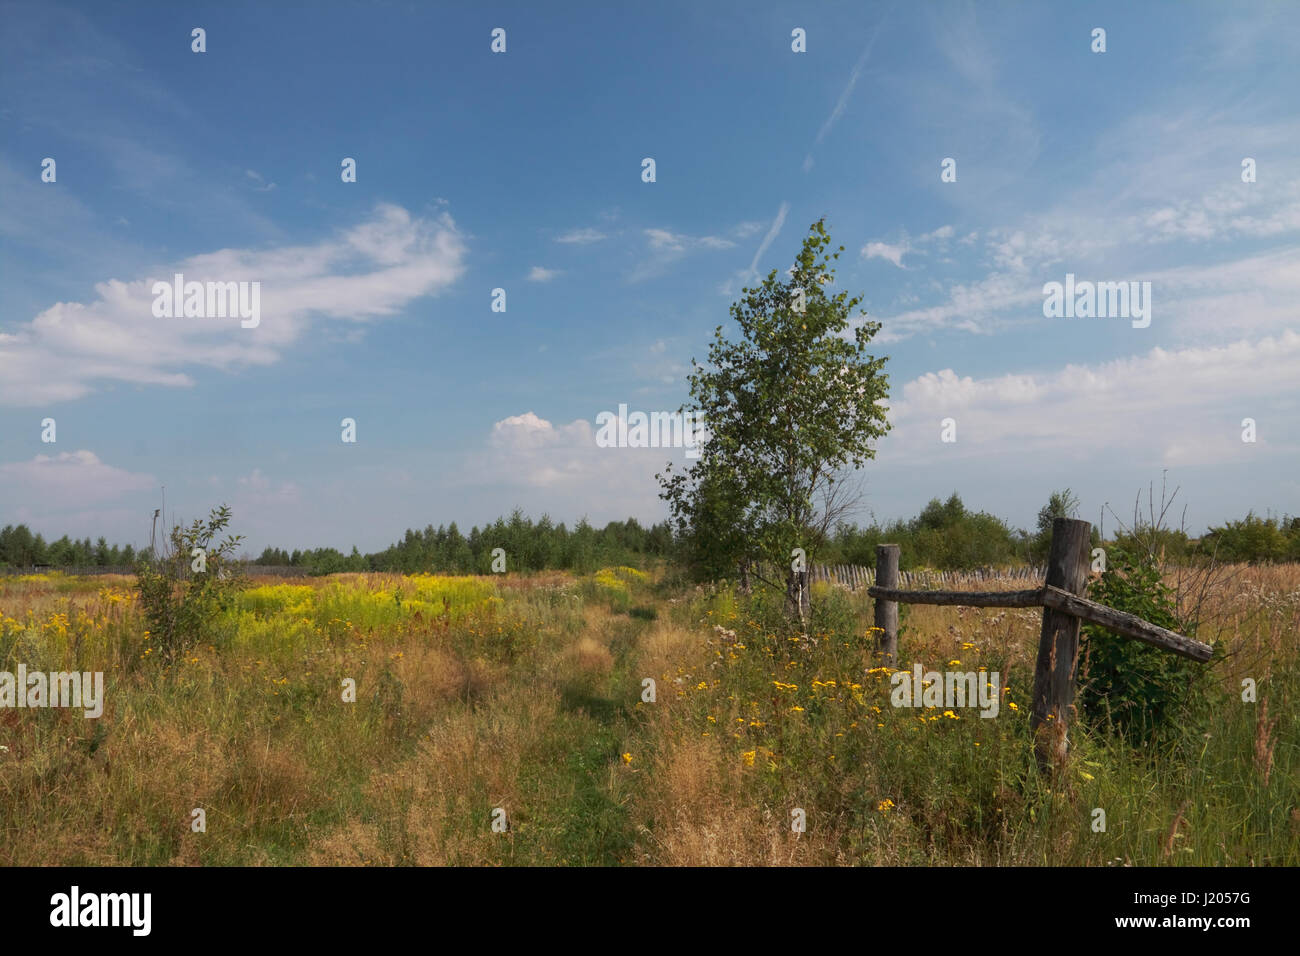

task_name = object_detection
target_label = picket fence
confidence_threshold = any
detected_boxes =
[793,563,1046,591]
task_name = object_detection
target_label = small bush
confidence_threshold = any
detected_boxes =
[1077,546,1210,744]
[135,505,245,664]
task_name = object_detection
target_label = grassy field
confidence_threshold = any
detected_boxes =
[1,564,1296,865]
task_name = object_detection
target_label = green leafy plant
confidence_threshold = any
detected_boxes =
[1077,545,1209,745]
[1030,489,1079,563]
[135,504,245,664]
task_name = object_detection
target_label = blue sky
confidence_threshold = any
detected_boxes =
[1,0,1297,553]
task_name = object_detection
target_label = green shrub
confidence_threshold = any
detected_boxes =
[135,505,245,664]
[1198,511,1296,563]
[1077,547,1209,745]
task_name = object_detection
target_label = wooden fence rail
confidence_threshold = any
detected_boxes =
[866,519,1213,772]
[866,587,1045,609]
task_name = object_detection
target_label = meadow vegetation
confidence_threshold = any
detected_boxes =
[2,556,1294,865]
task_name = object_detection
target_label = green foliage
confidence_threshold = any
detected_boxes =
[662,458,750,582]
[135,505,245,664]
[15,498,1300,581]
[7,509,673,577]
[659,219,891,604]
[1198,512,1300,563]
[1111,526,1193,563]
[826,492,1027,570]
[1030,489,1080,563]
[364,512,670,574]
[251,512,672,575]
[1077,547,1209,744]
[0,525,135,570]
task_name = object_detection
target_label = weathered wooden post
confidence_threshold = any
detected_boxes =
[1031,518,1091,772]
[874,544,900,665]
[787,563,810,622]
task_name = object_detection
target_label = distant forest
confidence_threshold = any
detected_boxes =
[0,528,142,570]
[3,496,1298,574]
[0,510,674,575]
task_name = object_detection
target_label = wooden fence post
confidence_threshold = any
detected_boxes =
[1031,518,1091,772]
[874,544,900,665]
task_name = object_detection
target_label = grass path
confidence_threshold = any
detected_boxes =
[304,595,656,865]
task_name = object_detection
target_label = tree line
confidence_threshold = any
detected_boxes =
[685,490,1300,576]
[5,498,1296,575]
[252,511,673,575]
[0,526,139,569]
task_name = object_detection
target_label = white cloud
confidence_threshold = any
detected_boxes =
[528,266,561,282]
[555,227,607,244]
[629,227,737,281]
[644,228,733,252]
[486,412,608,489]
[868,272,1040,341]
[1140,247,1300,338]
[0,450,154,505]
[868,246,1300,344]
[863,240,911,268]
[644,228,684,253]
[978,181,1300,276]
[489,412,587,454]
[480,411,691,514]
[698,236,736,250]
[244,169,277,192]
[0,203,467,405]
[863,226,952,268]
[884,331,1300,468]
[858,107,1300,347]
[237,467,299,501]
